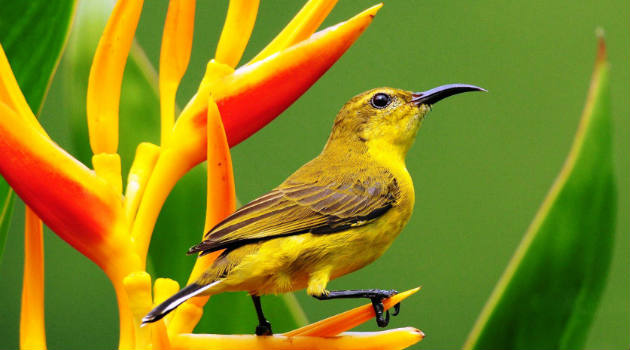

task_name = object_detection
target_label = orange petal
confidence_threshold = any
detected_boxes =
[153,278,180,326]
[92,153,122,194]
[111,275,138,349]
[123,271,153,349]
[86,0,144,154]
[249,0,338,64]
[0,102,129,270]
[285,287,421,337]
[165,98,236,334]
[129,144,192,265]
[183,97,234,284]
[171,3,381,170]
[217,4,381,147]
[214,0,259,68]
[130,63,232,265]
[124,142,160,223]
[130,4,380,265]
[203,96,236,232]
[20,207,47,350]
[171,327,423,350]
[159,0,195,144]
[151,320,171,350]
[167,301,204,339]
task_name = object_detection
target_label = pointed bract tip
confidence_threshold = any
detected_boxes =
[418,329,426,338]
[595,27,605,40]
[382,286,422,310]
[596,29,606,63]
[360,3,383,19]
[399,286,422,298]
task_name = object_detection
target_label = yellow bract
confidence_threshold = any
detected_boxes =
[159,0,195,144]
[86,0,143,155]
[123,270,423,350]
[250,0,338,64]
[124,143,161,224]
[171,328,423,350]
[0,0,426,349]
[215,0,260,68]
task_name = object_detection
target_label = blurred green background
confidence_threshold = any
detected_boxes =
[0,0,627,349]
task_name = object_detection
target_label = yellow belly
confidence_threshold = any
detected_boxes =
[217,187,414,296]
[208,160,416,296]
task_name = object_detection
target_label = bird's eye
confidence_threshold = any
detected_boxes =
[370,93,392,109]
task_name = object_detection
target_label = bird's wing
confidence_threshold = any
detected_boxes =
[188,168,399,255]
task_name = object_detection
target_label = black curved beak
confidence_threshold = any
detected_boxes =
[412,84,486,106]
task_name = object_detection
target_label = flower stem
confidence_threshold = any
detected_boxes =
[20,207,46,350]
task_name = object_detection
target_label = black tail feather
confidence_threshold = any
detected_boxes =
[141,282,207,325]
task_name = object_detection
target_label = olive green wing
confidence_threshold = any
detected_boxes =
[187,171,399,255]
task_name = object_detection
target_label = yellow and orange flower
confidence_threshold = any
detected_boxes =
[0,1,424,349]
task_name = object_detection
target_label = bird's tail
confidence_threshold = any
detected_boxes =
[141,280,221,325]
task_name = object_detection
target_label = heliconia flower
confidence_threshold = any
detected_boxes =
[130,3,383,262]
[123,269,423,350]
[0,77,134,274]
[0,0,425,349]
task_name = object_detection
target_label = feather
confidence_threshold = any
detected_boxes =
[188,159,400,256]
[141,280,222,325]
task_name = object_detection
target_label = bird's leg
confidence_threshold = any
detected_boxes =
[251,295,272,336]
[313,289,400,327]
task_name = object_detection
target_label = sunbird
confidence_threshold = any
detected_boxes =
[143,84,485,335]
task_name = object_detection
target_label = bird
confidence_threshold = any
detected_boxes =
[142,84,485,335]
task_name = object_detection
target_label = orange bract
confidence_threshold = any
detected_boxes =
[20,208,46,350]
[86,0,144,154]
[159,0,195,144]
[0,1,424,349]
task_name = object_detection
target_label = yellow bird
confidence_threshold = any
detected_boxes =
[142,84,485,334]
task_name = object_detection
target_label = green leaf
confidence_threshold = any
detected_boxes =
[0,0,77,114]
[60,2,307,334]
[0,0,77,264]
[464,38,615,349]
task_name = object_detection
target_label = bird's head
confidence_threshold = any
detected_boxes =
[326,84,485,159]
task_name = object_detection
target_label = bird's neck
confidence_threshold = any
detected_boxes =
[365,138,408,170]
[320,137,368,163]
[321,136,408,170]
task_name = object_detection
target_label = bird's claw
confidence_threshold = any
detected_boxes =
[388,289,401,316]
[392,302,401,316]
[255,320,273,336]
[370,289,401,327]
[370,298,390,327]
[383,289,401,317]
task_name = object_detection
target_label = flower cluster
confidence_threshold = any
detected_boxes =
[0,1,423,349]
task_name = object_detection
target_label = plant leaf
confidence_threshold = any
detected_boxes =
[0,0,77,265]
[60,1,307,333]
[0,0,77,114]
[464,37,615,349]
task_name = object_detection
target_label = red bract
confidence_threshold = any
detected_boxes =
[0,1,423,349]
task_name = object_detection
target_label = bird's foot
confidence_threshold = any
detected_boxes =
[255,320,273,336]
[369,289,400,327]
[312,288,402,327]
